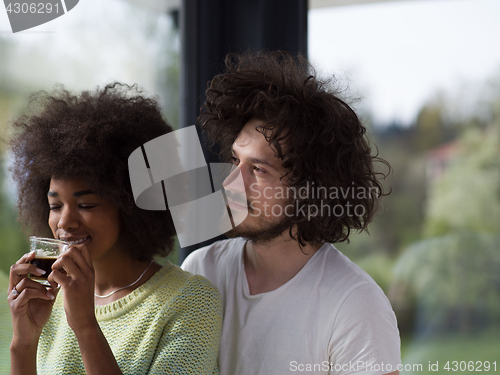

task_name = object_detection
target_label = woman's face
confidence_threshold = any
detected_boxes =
[47,178,122,262]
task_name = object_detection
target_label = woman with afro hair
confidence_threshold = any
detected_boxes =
[7,83,222,375]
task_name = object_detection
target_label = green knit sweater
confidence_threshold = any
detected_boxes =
[37,263,222,374]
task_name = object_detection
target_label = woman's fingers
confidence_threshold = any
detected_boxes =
[8,279,56,305]
[9,252,46,291]
[46,275,60,291]
[53,245,93,277]
[47,244,95,333]
[49,268,69,286]
[10,263,46,278]
[73,243,92,267]
[9,278,54,300]
[53,254,82,280]
[50,247,93,289]
[8,254,60,349]
[68,245,93,273]
[15,277,48,293]
[60,244,92,270]
[16,250,36,264]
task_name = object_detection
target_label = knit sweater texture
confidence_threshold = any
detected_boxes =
[37,263,222,374]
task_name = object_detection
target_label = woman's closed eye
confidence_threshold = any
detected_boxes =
[79,204,97,209]
[49,204,97,210]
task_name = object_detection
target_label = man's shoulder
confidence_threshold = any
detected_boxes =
[313,243,379,286]
[181,237,245,277]
[307,243,389,307]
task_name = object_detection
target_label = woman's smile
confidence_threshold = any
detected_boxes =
[48,178,122,262]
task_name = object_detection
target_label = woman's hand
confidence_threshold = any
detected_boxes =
[48,244,124,374]
[8,251,58,348]
[48,243,96,333]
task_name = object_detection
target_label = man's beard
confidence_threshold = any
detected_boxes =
[225,199,291,245]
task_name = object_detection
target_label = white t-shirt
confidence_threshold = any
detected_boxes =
[181,238,401,375]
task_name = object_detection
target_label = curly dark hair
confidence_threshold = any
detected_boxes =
[200,50,390,246]
[9,82,176,260]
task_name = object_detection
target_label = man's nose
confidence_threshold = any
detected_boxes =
[223,165,246,193]
[222,164,249,227]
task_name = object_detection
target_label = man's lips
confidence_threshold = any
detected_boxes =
[227,200,248,210]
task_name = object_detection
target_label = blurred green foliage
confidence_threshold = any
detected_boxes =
[401,327,500,375]
[355,253,395,294]
[414,95,456,152]
[425,126,500,236]
[0,156,28,275]
[390,76,500,337]
[340,71,500,342]
[393,232,500,334]
[0,270,13,375]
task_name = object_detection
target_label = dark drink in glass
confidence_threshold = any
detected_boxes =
[29,237,68,285]
[31,256,58,280]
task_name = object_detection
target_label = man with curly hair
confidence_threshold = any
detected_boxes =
[181,51,400,375]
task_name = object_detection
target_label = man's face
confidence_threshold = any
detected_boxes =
[224,119,291,243]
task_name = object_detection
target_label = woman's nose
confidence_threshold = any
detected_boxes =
[57,207,79,230]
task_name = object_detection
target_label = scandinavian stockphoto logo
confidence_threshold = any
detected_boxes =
[4,0,79,33]
[128,126,248,248]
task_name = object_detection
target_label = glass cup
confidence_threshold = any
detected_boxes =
[29,236,69,285]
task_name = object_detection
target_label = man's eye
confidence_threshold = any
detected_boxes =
[230,156,239,164]
[80,205,96,209]
[49,205,61,211]
[253,166,266,174]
